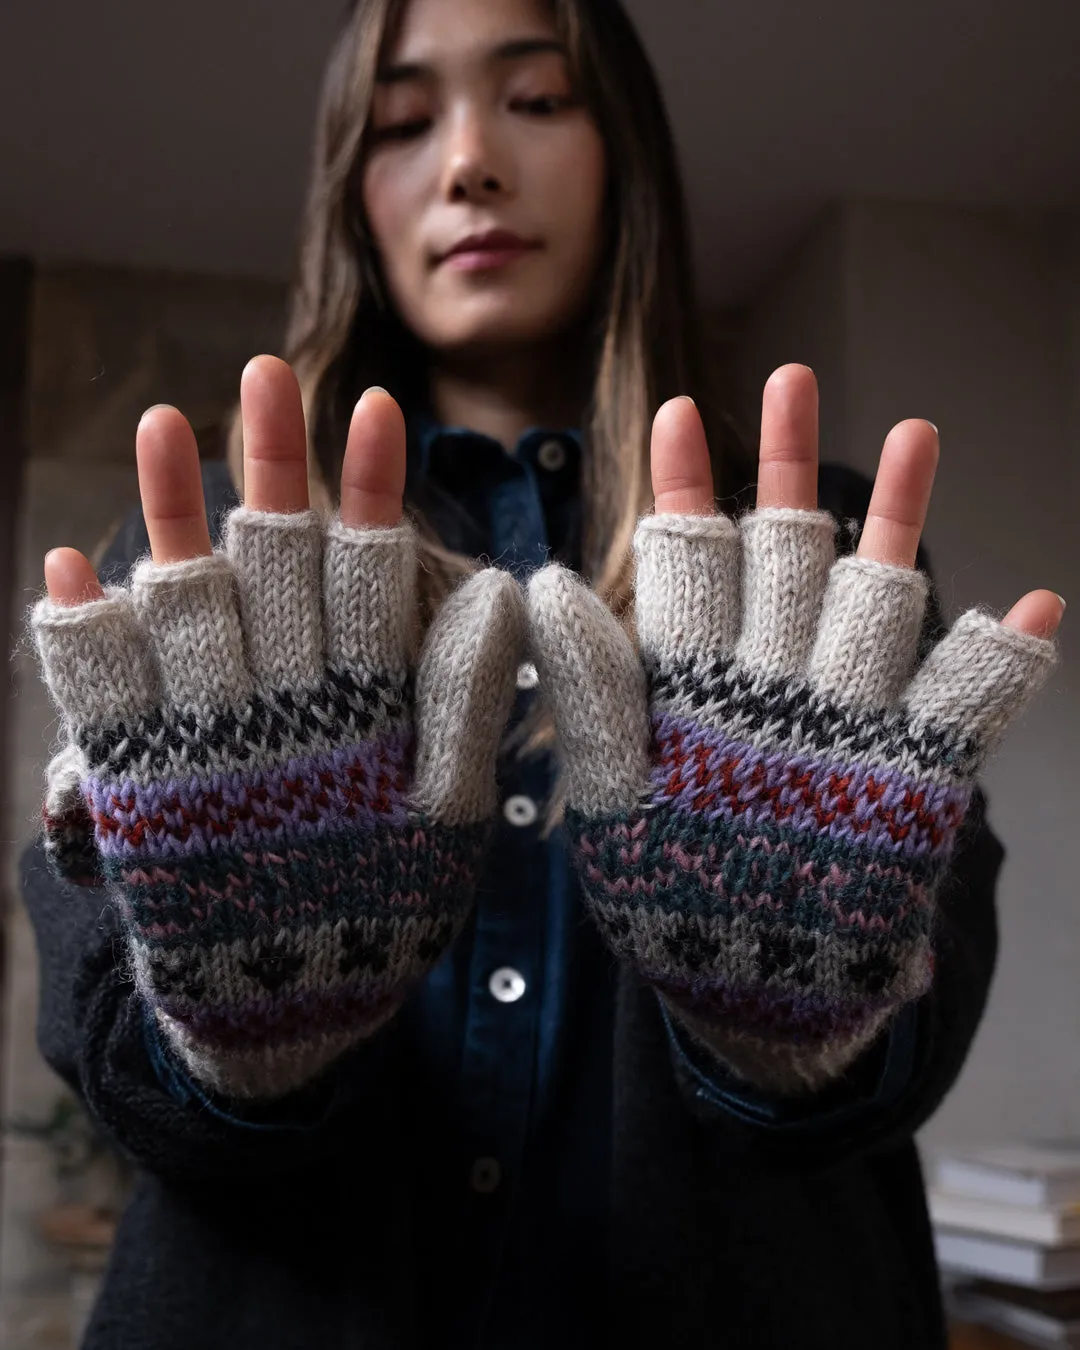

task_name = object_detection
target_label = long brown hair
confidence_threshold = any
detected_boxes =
[226,0,749,807]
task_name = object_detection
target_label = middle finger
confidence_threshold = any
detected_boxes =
[239,355,311,513]
[756,364,819,510]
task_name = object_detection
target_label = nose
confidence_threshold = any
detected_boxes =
[441,104,510,202]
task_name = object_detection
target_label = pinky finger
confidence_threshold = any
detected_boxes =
[44,548,105,606]
[1002,589,1066,640]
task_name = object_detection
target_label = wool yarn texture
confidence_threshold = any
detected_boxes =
[32,507,524,1100]
[526,506,1058,1096]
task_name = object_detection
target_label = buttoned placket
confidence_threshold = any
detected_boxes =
[400,419,597,1347]
[438,435,565,1342]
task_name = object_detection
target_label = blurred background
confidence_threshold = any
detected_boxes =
[0,1,1077,1345]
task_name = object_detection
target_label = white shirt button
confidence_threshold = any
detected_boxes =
[503,794,538,827]
[515,661,539,690]
[488,966,527,1003]
[470,1156,502,1194]
[537,437,567,472]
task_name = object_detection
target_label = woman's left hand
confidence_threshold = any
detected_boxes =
[650,364,1064,640]
[524,365,1062,1097]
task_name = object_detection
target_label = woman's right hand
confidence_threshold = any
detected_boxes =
[43,356,409,602]
[32,356,525,1102]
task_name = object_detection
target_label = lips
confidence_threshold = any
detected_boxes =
[440,229,540,270]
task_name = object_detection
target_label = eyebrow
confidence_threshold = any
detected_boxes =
[376,38,568,85]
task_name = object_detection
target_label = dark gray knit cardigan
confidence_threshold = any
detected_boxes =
[20,461,1002,1349]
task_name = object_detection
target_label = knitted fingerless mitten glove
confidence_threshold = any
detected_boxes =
[32,508,523,1100]
[527,508,1058,1096]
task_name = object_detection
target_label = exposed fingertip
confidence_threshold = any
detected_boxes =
[651,396,715,515]
[243,352,286,373]
[1001,589,1065,639]
[136,405,194,460]
[43,547,104,605]
[654,394,699,422]
[766,363,815,387]
[138,403,177,427]
[356,385,401,417]
[240,354,296,395]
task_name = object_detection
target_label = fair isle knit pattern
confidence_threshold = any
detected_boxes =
[32,507,524,1100]
[526,507,1058,1096]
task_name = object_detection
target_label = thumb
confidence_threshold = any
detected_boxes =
[526,564,650,815]
[411,569,525,826]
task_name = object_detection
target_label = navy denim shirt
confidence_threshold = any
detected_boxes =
[144,416,920,1347]
[397,416,615,1345]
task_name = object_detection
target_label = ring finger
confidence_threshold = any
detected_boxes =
[238,355,310,513]
[756,364,819,510]
[137,404,212,563]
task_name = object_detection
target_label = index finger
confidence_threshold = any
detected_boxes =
[650,396,715,516]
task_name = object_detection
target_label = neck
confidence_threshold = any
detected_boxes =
[427,339,586,449]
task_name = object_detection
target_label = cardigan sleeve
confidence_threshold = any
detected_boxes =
[20,834,403,1183]
[660,779,1001,1165]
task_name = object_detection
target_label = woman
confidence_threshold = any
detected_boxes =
[22,0,1062,1346]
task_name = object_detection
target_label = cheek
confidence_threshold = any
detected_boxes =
[538,127,608,282]
[361,159,425,294]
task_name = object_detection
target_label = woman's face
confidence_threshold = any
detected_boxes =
[361,0,608,354]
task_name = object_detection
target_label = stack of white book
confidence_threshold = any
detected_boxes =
[929,1141,1080,1347]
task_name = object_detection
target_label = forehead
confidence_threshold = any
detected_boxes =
[384,0,560,65]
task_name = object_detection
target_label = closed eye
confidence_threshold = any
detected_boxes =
[511,95,574,115]
[370,118,432,143]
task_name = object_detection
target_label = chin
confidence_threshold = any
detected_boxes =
[426,295,582,352]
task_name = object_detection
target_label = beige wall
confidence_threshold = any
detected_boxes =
[737,201,1080,1156]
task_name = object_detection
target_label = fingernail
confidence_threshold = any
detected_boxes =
[926,421,939,435]
[365,385,389,396]
[676,394,696,405]
[1055,593,1067,610]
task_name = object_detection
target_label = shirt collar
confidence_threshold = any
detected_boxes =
[407,409,582,477]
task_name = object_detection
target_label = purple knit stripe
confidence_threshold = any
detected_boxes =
[648,711,968,859]
[155,981,406,1053]
[580,838,931,931]
[85,732,412,861]
[650,972,893,1044]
